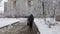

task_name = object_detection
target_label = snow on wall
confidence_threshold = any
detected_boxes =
[34,18,60,34]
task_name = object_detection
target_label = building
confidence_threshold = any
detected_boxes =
[4,0,60,18]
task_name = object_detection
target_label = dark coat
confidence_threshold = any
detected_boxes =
[27,14,34,28]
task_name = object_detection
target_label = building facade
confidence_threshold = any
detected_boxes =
[4,0,60,18]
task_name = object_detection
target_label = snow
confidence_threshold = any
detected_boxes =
[34,18,60,34]
[0,18,60,34]
[0,18,20,28]
[0,18,27,28]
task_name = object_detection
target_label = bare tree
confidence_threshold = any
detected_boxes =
[53,0,57,19]
[53,7,56,19]
[42,0,46,24]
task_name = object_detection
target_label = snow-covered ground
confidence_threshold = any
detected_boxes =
[34,18,60,34]
[0,18,27,28]
[0,18,20,28]
[0,18,60,34]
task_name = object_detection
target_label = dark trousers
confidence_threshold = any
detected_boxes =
[29,21,33,28]
[27,21,33,28]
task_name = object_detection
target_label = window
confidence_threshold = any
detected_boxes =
[28,0,32,7]
[13,1,16,8]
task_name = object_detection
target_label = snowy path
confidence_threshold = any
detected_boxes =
[34,18,60,34]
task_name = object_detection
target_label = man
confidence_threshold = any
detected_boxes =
[27,14,34,28]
